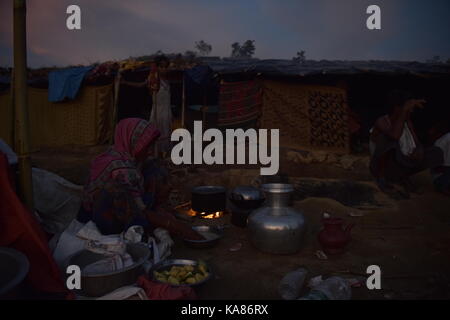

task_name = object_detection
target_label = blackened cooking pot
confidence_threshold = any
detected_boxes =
[229,186,265,210]
[191,186,227,213]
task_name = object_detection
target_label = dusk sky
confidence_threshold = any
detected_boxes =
[1,0,450,68]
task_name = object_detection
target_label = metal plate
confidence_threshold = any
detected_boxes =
[183,226,223,248]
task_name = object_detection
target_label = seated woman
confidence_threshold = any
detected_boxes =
[76,118,202,240]
[369,91,443,197]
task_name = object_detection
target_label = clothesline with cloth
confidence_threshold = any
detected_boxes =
[48,66,94,102]
[217,80,263,127]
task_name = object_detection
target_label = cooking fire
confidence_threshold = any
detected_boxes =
[188,209,224,219]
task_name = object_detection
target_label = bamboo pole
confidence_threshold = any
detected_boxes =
[152,91,158,156]
[110,71,121,143]
[202,88,207,125]
[13,0,34,210]
[10,70,15,146]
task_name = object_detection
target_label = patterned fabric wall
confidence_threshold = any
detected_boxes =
[262,80,350,153]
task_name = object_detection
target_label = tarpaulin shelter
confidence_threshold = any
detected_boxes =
[198,58,450,153]
[1,57,449,154]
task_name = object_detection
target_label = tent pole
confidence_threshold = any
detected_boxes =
[13,0,34,210]
[181,75,186,128]
[110,71,121,143]
[10,69,15,146]
[152,92,158,156]
[202,89,207,126]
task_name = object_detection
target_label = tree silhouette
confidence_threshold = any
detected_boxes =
[231,42,241,58]
[293,50,306,63]
[230,40,256,58]
[241,40,255,58]
[427,56,441,63]
[195,40,212,56]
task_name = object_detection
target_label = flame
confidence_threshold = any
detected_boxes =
[187,208,197,217]
[187,209,224,219]
[201,211,223,219]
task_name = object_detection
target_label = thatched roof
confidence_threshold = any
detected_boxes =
[201,58,450,77]
[1,57,449,86]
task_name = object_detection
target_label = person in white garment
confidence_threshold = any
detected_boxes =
[429,121,450,196]
[121,55,173,158]
[149,55,172,157]
[369,91,443,198]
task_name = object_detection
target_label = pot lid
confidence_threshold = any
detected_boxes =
[261,183,294,193]
[230,186,264,201]
[192,186,226,194]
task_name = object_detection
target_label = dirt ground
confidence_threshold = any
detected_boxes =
[32,145,450,300]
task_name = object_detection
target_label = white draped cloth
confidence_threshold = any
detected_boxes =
[369,117,416,157]
[399,122,416,156]
[150,79,172,153]
[435,132,450,167]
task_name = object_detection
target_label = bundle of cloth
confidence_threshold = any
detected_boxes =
[50,220,177,300]
[51,220,174,274]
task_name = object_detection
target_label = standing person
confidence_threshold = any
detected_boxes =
[77,118,202,240]
[429,121,450,196]
[369,90,443,198]
[122,55,173,158]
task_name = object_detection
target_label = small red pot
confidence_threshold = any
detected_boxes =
[318,218,355,255]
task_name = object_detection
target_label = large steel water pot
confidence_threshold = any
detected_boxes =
[247,183,306,254]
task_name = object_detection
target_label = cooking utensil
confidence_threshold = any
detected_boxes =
[191,186,226,213]
[66,243,150,297]
[230,207,252,228]
[247,183,306,255]
[0,247,29,299]
[150,259,212,287]
[230,186,265,210]
[183,225,223,249]
[318,218,355,255]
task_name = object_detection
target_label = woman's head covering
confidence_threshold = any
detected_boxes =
[89,118,160,183]
[113,118,160,159]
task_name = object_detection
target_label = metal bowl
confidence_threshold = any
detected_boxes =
[0,247,29,299]
[230,186,264,201]
[150,259,212,287]
[183,226,223,249]
[66,243,150,297]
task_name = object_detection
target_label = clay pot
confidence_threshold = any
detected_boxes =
[318,218,354,255]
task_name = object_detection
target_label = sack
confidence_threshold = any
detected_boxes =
[32,168,83,234]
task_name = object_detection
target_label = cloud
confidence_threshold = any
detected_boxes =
[0,0,449,67]
[259,0,450,60]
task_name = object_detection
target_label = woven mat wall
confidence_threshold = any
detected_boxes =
[262,80,350,153]
[0,84,113,149]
